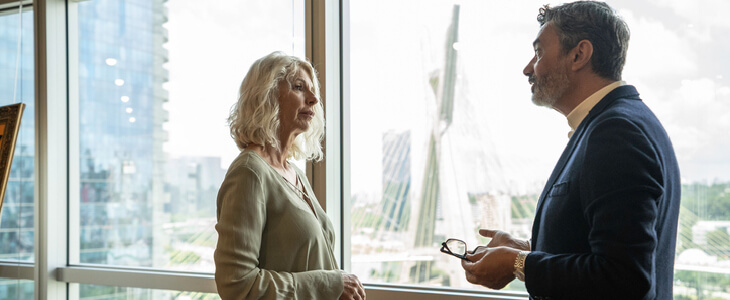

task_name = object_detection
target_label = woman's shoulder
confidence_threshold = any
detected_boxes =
[226,150,273,179]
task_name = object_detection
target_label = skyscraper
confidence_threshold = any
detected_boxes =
[77,0,168,270]
[0,8,35,299]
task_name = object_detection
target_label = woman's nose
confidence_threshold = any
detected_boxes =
[307,92,318,105]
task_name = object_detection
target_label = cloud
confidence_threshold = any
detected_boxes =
[653,78,730,181]
[647,0,730,29]
[621,10,698,80]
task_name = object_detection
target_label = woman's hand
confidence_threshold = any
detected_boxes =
[340,272,366,300]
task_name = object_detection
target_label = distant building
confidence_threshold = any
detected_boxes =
[0,9,35,264]
[165,156,226,218]
[77,0,168,269]
[381,130,411,232]
[474,193,511,234]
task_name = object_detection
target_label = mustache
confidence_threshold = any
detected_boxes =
[528,76,536,85]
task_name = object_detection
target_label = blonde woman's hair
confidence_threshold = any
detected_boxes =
[228,51,325,161]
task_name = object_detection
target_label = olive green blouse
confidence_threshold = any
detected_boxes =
[214,150,343,299]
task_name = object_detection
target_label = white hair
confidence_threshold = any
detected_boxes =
[228,51,324,161]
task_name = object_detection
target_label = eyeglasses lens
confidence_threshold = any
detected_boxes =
[445,239,466,256]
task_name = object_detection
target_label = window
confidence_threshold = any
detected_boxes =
[0,4,34,299]
[347,0,730,298]
[75,284,218,299]
[348,1,558,293]
[0,0,727,299]
[69,0,304,298]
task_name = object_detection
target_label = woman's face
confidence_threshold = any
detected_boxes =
[277,68,318,137]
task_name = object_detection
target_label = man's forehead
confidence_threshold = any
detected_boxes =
[533,23,556,47]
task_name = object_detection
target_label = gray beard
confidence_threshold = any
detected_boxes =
[531,68,570,108]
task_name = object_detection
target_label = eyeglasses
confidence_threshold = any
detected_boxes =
[440,238,484,261]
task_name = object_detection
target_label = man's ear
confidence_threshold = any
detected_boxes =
[570,40,593,71]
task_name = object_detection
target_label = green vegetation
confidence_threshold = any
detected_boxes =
[675,182,730,300]
[511,195,538,220]
[169,249,201,265]
[682,183,730,220]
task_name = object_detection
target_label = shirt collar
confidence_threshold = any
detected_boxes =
[566,81,626,138]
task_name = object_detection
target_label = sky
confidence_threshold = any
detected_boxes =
[161,0,730,194]
[162,0,303,168]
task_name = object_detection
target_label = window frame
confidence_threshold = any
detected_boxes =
[4,0,530,299]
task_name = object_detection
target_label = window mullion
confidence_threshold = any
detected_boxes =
[34,0,69,299]
[306,0,346,270]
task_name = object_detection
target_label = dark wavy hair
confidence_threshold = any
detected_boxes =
[537,1,630,81]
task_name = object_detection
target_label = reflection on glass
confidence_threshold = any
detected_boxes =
[0,8,35,263]
[350,0,730,297]
[0,279,33,299]
[78,284,220,300]
[74,0,304,286]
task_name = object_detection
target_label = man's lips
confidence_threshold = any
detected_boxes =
[528,77,536,92]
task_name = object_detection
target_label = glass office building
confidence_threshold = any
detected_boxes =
[77,0,169,268]
[0,8,35,300]
[2,1,730,299]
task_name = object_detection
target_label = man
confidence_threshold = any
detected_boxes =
[461,2,681,299]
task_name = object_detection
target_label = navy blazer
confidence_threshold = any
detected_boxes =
[524,85,681,300]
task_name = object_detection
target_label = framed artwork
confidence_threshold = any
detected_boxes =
[0,103,25,217]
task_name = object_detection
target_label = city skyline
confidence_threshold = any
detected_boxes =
[0,0,729,299]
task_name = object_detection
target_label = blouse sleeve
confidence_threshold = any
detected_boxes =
[214,163,344,300]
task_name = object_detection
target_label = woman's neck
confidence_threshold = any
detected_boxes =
[245,127,299,169]
[246,143,290,170]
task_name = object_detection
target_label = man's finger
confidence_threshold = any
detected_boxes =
[466,246,488,262]
[464,270,478,284]
[479,229,497,238]
[470,245,488,254]
[359,286,366,299]
[461,257,474,270]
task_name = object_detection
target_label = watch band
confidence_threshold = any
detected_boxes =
[513,250,529,282]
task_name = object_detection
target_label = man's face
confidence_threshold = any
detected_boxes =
[523,23,571,108]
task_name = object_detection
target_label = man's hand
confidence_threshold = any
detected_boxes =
[480,229,530,251]
[340,272,366,300]
[461,246,519,290]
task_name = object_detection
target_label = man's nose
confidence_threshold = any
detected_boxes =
[523,56,535,77]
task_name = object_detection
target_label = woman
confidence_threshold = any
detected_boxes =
[214,52,366,300]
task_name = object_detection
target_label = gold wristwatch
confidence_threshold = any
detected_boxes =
[513,251,529,282]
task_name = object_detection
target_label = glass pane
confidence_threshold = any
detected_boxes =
[349,0,730,296]
[0,278,33,299]
[72,0,305,278]
[0,7,35,263]
[77,284,219,300]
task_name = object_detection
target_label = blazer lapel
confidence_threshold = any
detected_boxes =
[530,85,641,246]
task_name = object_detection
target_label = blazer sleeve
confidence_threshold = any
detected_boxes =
[525,117,664,299]
[214,164,344,300]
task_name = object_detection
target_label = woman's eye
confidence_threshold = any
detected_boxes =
[294,85,303,90]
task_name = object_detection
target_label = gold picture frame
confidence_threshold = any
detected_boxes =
[0,103,25,217]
